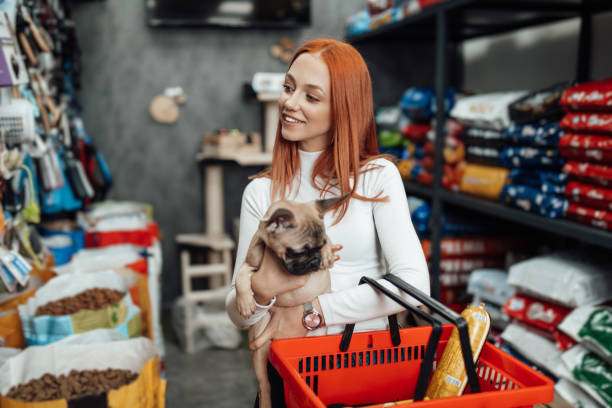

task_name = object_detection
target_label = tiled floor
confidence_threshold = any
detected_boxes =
[164,338,257,407]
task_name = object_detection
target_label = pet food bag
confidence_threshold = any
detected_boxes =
[501,323,562,376]
[509,82,572,124]
[566,203,612,231]
[558,305,612,365]
[459,163,509,199]
[565,181,612,211]
[502,294,572,333]
[508,250,612,308]
[560,345,611,407]
[560,112,612,135]
[559,133,612,165]
[450,91,528,130]
[563,161,612,188]
[0,337,165,408]
[560,77,612,112]
[467,269,515,307]
[18,270,142,346]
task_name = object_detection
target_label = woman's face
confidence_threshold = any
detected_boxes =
[279,53,332,152]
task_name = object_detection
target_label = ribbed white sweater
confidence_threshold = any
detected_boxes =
[225,149,430,335]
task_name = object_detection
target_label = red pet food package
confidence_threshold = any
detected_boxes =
[502,293,572,333]
[560,112,612,135]
[401,122,431,143]
[559,133,612,165]
[560,78,612,112]
[563,161,612,187]
[566,203,612,231]
[564,181,612,211]
[422,237,527,260]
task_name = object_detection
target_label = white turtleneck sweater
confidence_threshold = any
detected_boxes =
[225,149,430,335]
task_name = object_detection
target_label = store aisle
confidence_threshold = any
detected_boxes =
[165,340,257,407]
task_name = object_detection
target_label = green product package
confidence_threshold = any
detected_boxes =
[572,352,612,407]
[578,308,612,358]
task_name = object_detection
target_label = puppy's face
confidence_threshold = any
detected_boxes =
[261,195,347,276]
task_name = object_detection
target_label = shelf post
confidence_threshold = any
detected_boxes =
[576,0,592,82]
[430,8,448,301]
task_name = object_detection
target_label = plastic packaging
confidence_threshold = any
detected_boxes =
[558,305,612,365]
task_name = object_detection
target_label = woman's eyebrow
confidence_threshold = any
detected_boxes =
[285,73,326,96]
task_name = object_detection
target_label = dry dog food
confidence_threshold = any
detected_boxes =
[35,288,125,316]
[5,368,138,402]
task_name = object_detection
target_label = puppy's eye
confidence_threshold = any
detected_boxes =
[287,248,305,257]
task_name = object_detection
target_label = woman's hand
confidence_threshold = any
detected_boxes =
[249,304,308,350]
[251,244,342,305]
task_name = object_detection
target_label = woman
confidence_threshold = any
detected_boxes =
[225,38,429,406]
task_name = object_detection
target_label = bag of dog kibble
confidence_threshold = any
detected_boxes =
[18,270,142,346]
[0,337,165,408]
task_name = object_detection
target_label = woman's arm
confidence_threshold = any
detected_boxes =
[317,160,430,327]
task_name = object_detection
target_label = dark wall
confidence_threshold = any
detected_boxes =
[71,1,456,308]
[71,0,421,308]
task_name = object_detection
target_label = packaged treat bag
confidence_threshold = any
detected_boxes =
[459,163,509,199]
[0,337,165,408]
[467,269,516,307]
[560,112,612,135]
[560,77,612,112]
[559,133,612,165]
[18,270,142,345]
[559,305,612,365]
[501,322,562,376]
[563,161,612,188]
[502,294,572,333]
[500,185,568,219]
[566,203,612,231]
[508,250,612,308]
[509,82,573,124]
[565,181,612,211]
[504,122,564,147]
[555,378,602,408]
[450,91,528,130]
[560,345,611,407]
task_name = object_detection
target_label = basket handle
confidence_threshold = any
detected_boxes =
[340,275,480,400]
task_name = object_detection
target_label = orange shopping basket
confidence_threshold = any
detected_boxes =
[269,275,554,408]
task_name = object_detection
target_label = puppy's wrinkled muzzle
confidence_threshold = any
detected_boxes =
[283,254,321,276]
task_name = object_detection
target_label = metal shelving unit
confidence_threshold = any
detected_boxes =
[350,0,612,299]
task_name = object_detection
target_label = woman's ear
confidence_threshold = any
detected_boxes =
[315,193,350,216]
[264,208,295,233]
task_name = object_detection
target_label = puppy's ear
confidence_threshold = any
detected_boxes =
[263,208,295,234]
[315,193,350,217]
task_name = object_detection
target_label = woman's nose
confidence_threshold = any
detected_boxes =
[283,93,299,111]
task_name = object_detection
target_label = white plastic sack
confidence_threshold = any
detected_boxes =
[53,245,145,275]
[508,250,612,308]
[0,337,157,395]
[467,268,515,307]
[501,322,562,376]
[450,91,528,130]
[559,305,612,365]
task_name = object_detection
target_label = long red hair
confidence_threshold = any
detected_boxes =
[255,38,389,223]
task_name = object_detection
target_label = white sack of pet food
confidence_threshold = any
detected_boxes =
[560,345,611,408]
[53,245,144,275]
[554,378,603,408]
[18,270,141,346]
[450,91,528,130]
[0,337,163,406]
[508,250,612,308]
[501,322,562,376]
[467,268,515,307]
[559,305,612,365]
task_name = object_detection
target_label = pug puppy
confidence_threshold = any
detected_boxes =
[235,195,346,408]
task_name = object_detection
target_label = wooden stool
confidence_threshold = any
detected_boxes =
[176,232,235,353]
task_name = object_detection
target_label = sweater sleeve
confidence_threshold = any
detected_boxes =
[225,179,274,329]
[318,160,430,327]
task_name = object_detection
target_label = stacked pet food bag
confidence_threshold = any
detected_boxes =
[0,1,166,406]
[376,87,465,190]
[406,197,530,313]
[346,0,447,38]
[481,250,612,408]
[451,87,570,218]
[559,78,612,230]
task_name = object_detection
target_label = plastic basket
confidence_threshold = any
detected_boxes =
[269,276,554,408]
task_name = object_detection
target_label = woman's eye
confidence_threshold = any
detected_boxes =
[283,84,293,92]
[306,94,319,102]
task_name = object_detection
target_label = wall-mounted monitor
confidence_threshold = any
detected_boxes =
[146,0,311,28]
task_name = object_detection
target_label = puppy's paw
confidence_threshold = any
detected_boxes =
[237,294,257,318]
[320,243,334,270]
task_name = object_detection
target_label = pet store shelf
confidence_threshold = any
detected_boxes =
[439,189,612,249]
[348,0,612,43]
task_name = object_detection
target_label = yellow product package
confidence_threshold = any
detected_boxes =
[459,164,509,200]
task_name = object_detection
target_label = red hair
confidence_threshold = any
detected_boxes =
[255,38,389,223]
